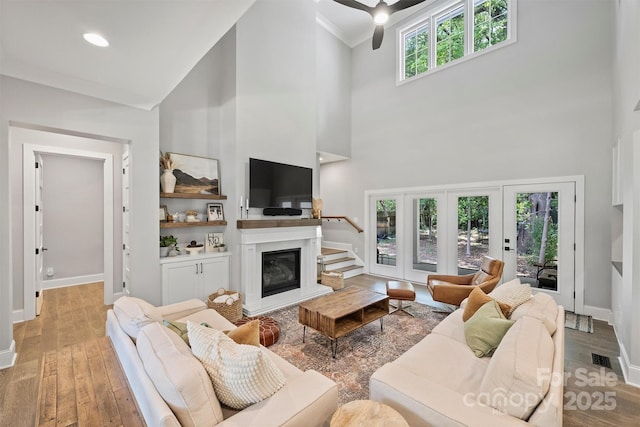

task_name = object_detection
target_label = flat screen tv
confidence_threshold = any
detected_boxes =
[249,158,312,209]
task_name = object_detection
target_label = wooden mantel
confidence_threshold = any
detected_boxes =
[236,219,322,229]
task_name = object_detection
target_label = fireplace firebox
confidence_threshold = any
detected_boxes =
[262,248,301,298]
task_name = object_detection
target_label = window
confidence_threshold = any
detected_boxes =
[436,5,465,66]
[404,23,429,79]
[473,0,509,52]
[399,0,515,82]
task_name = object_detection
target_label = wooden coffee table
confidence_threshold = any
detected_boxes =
[298,287,389,358]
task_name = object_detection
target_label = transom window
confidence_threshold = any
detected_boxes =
[400,0,515,82]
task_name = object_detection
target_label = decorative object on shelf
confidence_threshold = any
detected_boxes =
[159,205,168,222]
[159,151,177,193]
[207,203,224,221]
[160,235,178,257]
[206,232,224,252]
[185,209,202,223]
[185,240,204,255]
[218,243,227,252]
[312,198,323,219]
[168,152,220,196]
[207,288,243,323]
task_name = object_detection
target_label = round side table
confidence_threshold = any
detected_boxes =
[330,400,408,427]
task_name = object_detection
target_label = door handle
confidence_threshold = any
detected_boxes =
[42,247,48,251]
[200,263,203,274]
[504,246,511,251]
[195,264,199,274]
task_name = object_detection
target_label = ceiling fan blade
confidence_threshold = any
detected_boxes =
[372,25,385,50]
[333,0,374,15]
[388,0,426,14]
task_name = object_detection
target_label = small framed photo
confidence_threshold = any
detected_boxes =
[207,203,224,221]
[159,205,168,222]
[205,232,224,252]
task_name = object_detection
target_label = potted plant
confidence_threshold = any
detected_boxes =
[160,235,178,257]
[218,243,227,252]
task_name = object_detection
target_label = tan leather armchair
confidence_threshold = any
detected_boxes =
[427,256,504,306]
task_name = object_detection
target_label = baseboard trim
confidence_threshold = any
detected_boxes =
[43,273,105,290]
[0,340,17,369]
[12,309,24,323]
[583,305,612,323]
[617,334,640,388]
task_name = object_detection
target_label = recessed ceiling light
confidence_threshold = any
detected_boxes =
[83,33,109,47]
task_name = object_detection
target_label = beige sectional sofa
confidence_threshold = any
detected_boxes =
[106,297,338,427]
[370,287,565,426]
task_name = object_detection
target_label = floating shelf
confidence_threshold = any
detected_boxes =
[160,193,227,200]
[237,219,321,229]
[160,221,227,229]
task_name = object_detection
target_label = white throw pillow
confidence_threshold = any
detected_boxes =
[488,279,532,315]
[509,292,558,335]
[479,316,554,420]
[113,296,163,339]
[136,322,224,427]
[188,321,286,410]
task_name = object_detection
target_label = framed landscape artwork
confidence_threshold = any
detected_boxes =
[168,153,220,196]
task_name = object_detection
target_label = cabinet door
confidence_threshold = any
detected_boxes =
[200,257,230,299]
[162,261,201,304]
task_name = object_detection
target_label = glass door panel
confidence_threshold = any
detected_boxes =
[457,195,490,274]
[413,197,438,272]
[376,199,397,266]
[514,192,559,290]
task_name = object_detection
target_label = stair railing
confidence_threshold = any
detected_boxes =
[321,216,364,233]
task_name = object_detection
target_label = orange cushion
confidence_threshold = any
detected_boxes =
[463,287,511,322]
[225,319,260,347]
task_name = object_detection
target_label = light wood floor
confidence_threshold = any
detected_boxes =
[1,277,639,426]
[0,283,143,427]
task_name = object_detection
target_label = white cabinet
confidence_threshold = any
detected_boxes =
[161,252,231,305]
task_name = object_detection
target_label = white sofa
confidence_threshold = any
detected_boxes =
[106,297,338,427]
[370,291,565,426]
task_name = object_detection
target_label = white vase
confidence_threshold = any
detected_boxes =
[160,169,177,193]
[160,247,169,257]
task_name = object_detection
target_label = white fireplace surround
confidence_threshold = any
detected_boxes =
[239,225,331,316]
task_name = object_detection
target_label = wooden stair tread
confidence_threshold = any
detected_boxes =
[322,256,355,265]
[321,248,348,256]
[327,265,363,273]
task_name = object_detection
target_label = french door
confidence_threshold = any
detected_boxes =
[502,183,575,311]
[369,195,403,278]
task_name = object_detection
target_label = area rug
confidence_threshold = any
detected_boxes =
[266,301,447,405]
[565,311,593,333]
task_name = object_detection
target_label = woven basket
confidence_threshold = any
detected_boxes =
[207,290,243,323]
[321,271,344,290]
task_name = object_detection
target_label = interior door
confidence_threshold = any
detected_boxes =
[503,182,575,311]
[122,149,131,295]
[35,154,44,315]
[369,195,403,278]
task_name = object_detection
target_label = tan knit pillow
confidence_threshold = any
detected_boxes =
[462,287,511,321]
[188,321,286,410]
[225,319,260,347]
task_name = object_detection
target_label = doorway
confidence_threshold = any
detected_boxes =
[503,182,576,311]
[22,144,115,321]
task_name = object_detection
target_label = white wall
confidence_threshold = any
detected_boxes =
[1,76,160,317]
[41,154,104,281]
[321,0,614,310]
[316,23,352,158]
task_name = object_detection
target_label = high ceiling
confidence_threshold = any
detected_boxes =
[0,0,432,110]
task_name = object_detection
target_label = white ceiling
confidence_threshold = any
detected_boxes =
[0,0,432,111]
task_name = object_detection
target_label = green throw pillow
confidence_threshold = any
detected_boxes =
[464,300,515,357]
[163,320,190,345]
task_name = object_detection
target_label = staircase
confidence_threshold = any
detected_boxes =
[318,247,364,280]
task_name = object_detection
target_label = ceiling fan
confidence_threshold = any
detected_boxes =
[333,0,427,50]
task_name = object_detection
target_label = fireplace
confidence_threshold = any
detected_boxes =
[262,248,301,298]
